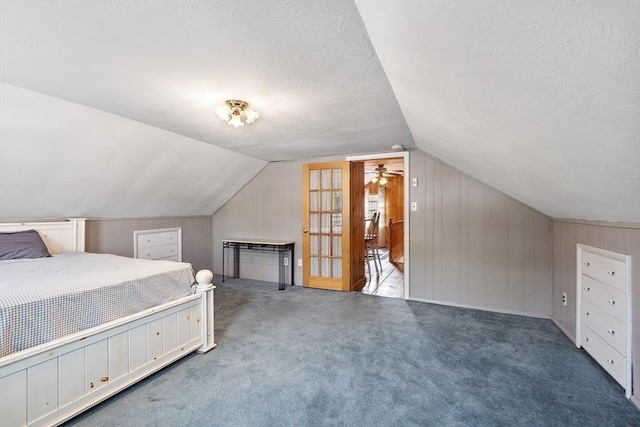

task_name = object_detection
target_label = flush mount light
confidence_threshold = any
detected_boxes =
[215,100,259,127]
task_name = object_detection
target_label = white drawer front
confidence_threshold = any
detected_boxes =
[137,231,179,249]
[581,299,626,353]
[580,275,626,322]
[137,244,179,260]
[580,323,625,386]
[580,251,627,291]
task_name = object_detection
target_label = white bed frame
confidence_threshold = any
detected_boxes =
[0,219,216,427]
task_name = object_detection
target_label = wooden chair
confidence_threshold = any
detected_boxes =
[365,211,382,279]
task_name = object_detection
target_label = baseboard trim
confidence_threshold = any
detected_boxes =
[550,316,576,343]
[631,395,640,410]
[406,297,550,319]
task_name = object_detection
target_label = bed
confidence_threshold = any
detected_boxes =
[0,219,216,427]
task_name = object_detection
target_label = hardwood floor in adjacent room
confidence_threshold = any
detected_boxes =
[362,248,404,298]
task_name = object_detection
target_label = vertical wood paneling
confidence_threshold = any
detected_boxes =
[409,152,426,299]
[534,212,551,315]
[468,179,486,306]
[350,161,366,290]
[86,216,212,271]
[551,219,639,402]
[507,200,525,312]
[523,208,536,313]
[459,175,470,304]
[210,149,552,319]
[441,165,460,302]
[485,187,509,309]
[408,149,551,317]
[433,161,443,300]
[424,154,435,300]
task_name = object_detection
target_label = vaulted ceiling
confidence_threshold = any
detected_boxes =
[0,1,638,221]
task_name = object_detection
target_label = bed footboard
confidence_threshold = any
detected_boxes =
[0,271,216,427]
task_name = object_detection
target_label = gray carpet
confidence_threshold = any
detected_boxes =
[65,278,640,426]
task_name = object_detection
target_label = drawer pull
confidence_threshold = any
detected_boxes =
[146,253,151,256]
[147,239,151,243]
[170,236,174,240]
[583,262,590,266]
[583,311,589,316]
[607,299,615,305]
[607,330,615,335]
[583,287,590,291]
[607,270,615,276]
[170,249,174,253]
[583,336,589,342]
[606,359,614,365]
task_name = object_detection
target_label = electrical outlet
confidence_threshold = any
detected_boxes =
[284,257,289,266]
[411,202,417,212]
[298,259,302,267]
[562,292,567,306]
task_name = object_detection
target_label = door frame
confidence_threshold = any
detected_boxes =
[346,151,410,299]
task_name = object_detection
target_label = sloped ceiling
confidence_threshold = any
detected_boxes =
[1,1,638,222]
[0,83,266,219]
[0,0,413,161]
[355,1,640,222]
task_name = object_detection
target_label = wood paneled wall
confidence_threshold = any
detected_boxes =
[550,219,639,403]
[212,155,344,284]
[85,216,212,271]
[409,150,551,317]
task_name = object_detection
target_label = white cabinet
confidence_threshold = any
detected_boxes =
[134,228,182,262]
[576,244,632,398]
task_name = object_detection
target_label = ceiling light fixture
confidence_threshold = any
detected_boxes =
[215,100,259,127]
[370,164,389,186]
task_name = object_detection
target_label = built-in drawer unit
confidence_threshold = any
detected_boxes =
[576,244,631,399]
[134,228,182,262]
[580,323,625,386]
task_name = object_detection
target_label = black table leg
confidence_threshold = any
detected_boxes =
[290,244,295,286]
[278,250,285,290]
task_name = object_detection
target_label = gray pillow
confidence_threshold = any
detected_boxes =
[0,229,51,260]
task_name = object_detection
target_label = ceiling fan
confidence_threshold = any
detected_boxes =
[367,164,403,186]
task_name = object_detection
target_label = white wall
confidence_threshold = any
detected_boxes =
[0,83,266,219]
[212,155,343,284]
[409,150,552,317]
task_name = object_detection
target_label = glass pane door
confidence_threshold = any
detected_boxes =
[303,162,351,291]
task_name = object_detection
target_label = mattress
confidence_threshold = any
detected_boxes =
[0,252,195,357]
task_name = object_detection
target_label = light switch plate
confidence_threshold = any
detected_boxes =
[411,202,417,211]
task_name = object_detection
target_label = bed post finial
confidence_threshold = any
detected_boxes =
[68,218,87,252]
[195,269,217,353]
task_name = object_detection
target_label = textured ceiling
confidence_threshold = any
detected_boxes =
[355,1,640,222]
[0,83,266,219]
[0,0,414,161]
[1,0,638,222]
